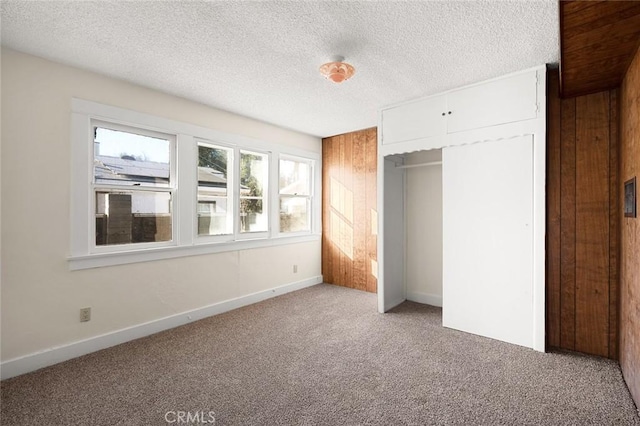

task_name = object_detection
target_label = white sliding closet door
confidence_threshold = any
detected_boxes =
[442,135,534,348]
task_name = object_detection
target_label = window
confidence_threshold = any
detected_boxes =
[92,123,175,247]
[71,99,320,270]
[240,150,268,233]
[279,157,312,233]
[197,142,233,236]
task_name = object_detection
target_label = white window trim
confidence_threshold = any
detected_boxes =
[70,99,321,270]
[278,154,315,237]
[91,120,177,253]
[237,148,270,239]
[195,139,235,243]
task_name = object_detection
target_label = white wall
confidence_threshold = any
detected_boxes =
[0,49,322,367]
[405,150,442,307]
[381,158,405,311]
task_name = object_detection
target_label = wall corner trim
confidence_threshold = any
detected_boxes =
[0,276,323,380]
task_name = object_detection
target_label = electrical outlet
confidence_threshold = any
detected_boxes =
[80,307,91,323]
[293,264,298,273]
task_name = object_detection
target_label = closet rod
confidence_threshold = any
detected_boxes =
[396,161,442,169]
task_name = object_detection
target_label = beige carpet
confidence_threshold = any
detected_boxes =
[1,283,638,425]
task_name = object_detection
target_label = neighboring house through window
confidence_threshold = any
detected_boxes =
[93,123,175,247]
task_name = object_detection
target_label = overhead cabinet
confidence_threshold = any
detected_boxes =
[380,70,539,147]
[381,95,447,145]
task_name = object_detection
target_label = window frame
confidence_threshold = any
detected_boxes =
[90,120,177,253]
[70,99,321,270]
[195,139,235,243]
[278,154,314,236]
[237,148,270,239]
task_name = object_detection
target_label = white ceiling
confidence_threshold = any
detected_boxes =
[1,1,559,138]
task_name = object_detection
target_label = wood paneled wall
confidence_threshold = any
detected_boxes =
[620,45,640,407]
[546,70,620,359]
[322,128,377,293]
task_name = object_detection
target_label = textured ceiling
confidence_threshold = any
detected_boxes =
[1,1,559,138]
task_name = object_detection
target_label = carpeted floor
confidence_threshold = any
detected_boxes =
[1,284,639,425]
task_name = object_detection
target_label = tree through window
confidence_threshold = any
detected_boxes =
[240,150,268,233]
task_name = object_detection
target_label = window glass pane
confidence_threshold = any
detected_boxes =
[198,144,232,235]
[94,127,170,187]
[280,197,310,233]
[240,151,268,233]
[241,151,266,197]
[279,159,310,196]
[240,198,267,233]
[95,191,172,246]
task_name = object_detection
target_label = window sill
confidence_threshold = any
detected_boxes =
[68,233,321,271]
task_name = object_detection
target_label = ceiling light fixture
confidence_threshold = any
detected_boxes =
[319,55,355,83]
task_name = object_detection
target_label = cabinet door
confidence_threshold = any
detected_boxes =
[381,95,447,145]
[446,71,538,134]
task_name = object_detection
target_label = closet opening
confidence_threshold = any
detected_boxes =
[381,149,443,312]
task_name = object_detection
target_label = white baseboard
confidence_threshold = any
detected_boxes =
[384,297,406,312]
[406,291,442,307]
[1,275,322,380]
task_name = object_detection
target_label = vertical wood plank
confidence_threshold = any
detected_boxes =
[344,133,354,288]
[575,92,610,357]
[366,128,378,293]
[560,97,577,350]
[331,135,339,286]
[330,136,337,285]
[608,88,620,360]
[352,130,367,291]
[546,70,562,349]
[337,134,346,287]
[322,137,328,283]
[322,136,329,283]
[329,135,338,285]
[330,136,336,285]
